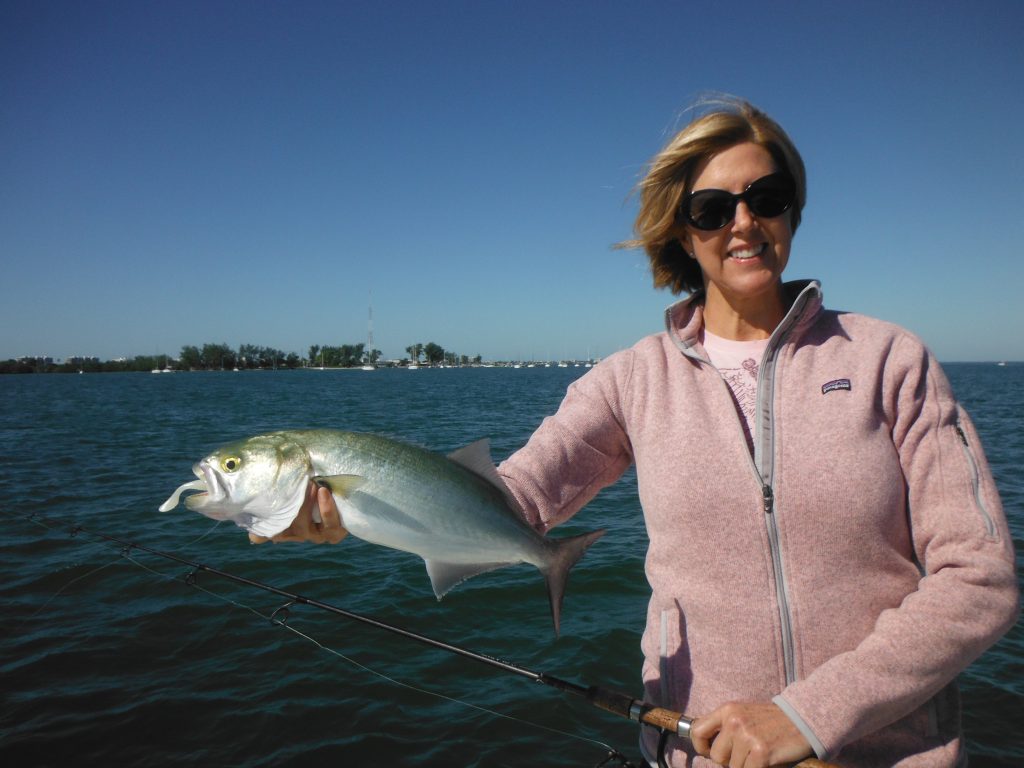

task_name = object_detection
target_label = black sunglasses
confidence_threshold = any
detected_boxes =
[680,172,796,231]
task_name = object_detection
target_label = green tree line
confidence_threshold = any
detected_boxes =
[177,343,304,370]
[2,339,481,373]
[1,355,174,374]
[308,344,379,368]
[403,342,480,366]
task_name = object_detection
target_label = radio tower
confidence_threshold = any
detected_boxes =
[362,294,376,370]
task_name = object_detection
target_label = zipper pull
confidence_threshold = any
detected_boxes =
[763,484,774,514]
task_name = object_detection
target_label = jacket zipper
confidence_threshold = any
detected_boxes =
[954,415,997,537]
[718,375,796,684]
[713,303,804,687]
[670,282,820,688]
[709,365,797,682]
[755,303,803,687]
[760,482,796,684]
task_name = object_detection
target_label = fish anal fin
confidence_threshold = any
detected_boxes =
[313,474,366,498]
[423,559,515,600]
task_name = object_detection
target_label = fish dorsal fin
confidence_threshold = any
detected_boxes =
[423,559,516,600]
[447,439,523,513]
[447,438,495,477]
[313,474,366,498]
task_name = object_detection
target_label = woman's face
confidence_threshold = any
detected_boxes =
[681,142,794,312]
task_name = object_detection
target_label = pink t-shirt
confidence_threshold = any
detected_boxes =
[701,329,768,449]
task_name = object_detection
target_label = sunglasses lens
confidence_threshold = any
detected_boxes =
[686,192,734,231]
[747,175,795,218]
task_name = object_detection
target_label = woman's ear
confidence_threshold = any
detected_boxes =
[678,230,694,259]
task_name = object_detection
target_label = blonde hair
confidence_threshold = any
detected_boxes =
[623,98,807,294]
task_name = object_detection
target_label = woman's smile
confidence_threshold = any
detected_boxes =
[727,241,767,261]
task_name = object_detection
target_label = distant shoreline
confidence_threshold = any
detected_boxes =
[0,360,605,375]
[2,359,1018,375]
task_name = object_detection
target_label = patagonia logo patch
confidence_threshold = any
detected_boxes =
[822,378,852,395]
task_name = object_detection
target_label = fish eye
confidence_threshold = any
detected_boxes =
[221,456,242,473]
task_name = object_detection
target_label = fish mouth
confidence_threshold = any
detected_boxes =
[186,463,229,507]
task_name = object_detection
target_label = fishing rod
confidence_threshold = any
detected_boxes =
[24,513,836,768]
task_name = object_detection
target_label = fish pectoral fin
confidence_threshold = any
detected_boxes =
[313,474,366,498]
[423,559,515,600]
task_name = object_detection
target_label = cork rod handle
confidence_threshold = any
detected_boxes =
[585,688,842,768]
[635,705,841,768]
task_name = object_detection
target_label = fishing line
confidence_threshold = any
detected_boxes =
[174,518,226,547]
[122,551,626,762]
[9,514,224,625]
[6,515,839,768]
[10,514,120,625]
[25,555,119,621]
[9,511,639,768]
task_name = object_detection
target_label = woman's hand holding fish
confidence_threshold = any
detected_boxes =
[250,484,348,545]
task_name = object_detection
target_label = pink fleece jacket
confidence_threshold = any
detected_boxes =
[498,280,1019,767]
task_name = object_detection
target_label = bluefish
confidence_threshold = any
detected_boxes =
[160,429,604,634]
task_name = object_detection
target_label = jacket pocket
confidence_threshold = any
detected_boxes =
[657,603,693,712]
[659,608,671,705]
[953,405,998,539]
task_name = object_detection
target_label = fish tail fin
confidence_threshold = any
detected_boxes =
[541,528,605,636]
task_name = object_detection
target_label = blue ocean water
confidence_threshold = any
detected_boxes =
[0,363,1020,767]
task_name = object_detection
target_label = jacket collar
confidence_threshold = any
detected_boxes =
[664,279,824,358]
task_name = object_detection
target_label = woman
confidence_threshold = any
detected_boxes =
[278,100,1019,767]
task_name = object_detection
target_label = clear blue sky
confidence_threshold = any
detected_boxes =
[3,0,1022,363]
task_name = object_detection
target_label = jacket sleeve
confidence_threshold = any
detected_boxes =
[497,350,636,532]
[775,335,1020,759]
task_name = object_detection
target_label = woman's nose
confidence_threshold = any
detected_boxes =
[731,201,757,231]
